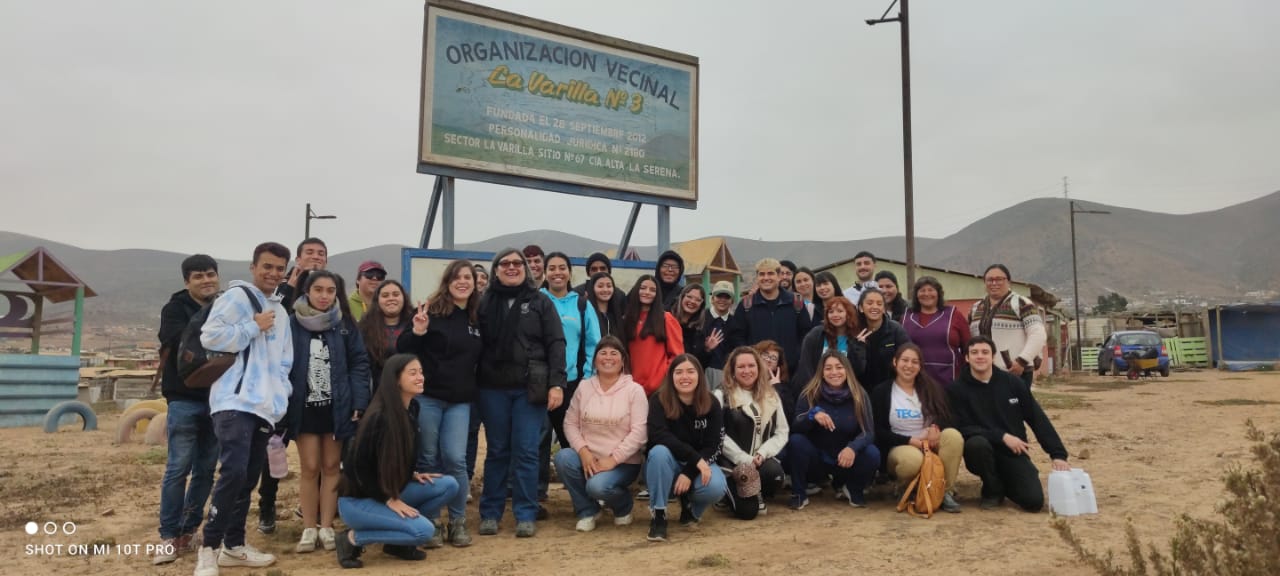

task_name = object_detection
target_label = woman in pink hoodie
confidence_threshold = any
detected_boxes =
[553,335,650,532]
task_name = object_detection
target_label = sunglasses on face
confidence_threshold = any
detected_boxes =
[497,259,525,269]
[362,271,386,281]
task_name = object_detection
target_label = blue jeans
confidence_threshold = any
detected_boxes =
[553,449,640,519]
[786,434,880,499]
[415,396,471,522]
[466,402,481,480]
[644,445,727,519]
[158,400,219,539]
[202,411,270,550]
[338,476,459,547]
[477,388,544,523]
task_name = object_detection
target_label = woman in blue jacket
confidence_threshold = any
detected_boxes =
[288,270,371,553]
[786,349,878,510]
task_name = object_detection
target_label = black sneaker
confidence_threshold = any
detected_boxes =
[536,504,549,521]
[257,505,276,535]
[335,529,364,569]
[678,503,697,527]
[980,496,1004,510]
[382,544,425,561]
[646,510,668,542]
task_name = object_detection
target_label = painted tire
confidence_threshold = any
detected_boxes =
[116,408,159,444]
[143,412,168,445]
[42,401,99,433]
[124,399,168,435]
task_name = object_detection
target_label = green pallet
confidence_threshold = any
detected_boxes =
[1081,348,1100,371]
[1163,337,1208,367]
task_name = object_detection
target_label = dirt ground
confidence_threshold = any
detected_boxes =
[2,370,1278,576]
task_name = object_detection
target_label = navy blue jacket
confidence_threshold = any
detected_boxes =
[725,288,812,374]
[287,316,371,441]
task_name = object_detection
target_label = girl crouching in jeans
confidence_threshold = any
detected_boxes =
[335,354,458,568]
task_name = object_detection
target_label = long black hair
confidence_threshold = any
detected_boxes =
[893,344,951,426]
[344,353,418,500]
[586,272,626,341]
[624,274,668,344]
[302,270,355,329]
[814,271,844,301]
[358,279,413,367]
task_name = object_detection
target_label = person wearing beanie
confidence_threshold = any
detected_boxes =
[576,253,613,296]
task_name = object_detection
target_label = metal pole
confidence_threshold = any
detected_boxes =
[71,286,84,357]
[442,176,456,250]
[420,177,443,249]
[657,205,671,254]
[305,202,311,239]
[899,0,916,289]
[1070,200,1082,372]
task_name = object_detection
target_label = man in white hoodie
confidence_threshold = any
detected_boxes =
[194,242,294,576]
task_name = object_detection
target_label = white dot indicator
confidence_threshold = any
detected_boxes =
[24,522,37,535]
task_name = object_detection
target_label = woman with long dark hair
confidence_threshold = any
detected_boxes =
[644,355,725,542]
[625,275,684,396]
[855,288,912,393]
[670,284,709,370]
[395,259,482,547]
[585,272,626,342]
[288,270,371,553]
[902,276,970,387]
[870,344,962,513]
[875,271,909,323]
[474,248,566,538]
[786,350,878,510]
[359,279,414,391]
[791,296,867,415]
[335,354,459,568]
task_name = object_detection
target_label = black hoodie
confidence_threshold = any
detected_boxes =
[949,367,1068,461]
[654,250,685,310]
[157,289,209,403]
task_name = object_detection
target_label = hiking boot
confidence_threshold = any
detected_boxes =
[335,529,363,569]
[448,520,472,547]
[382,544,425,561]
[152,538,178,565]
[217,544,275,568]
[257,504,276,534]
[318,527,337,551]
[478,519,499,536]
[295,527,318,553]
[515,521,537,538]
[788,494,809,510]
[941,493,962,513]
[647,510,668,542]
[424,520,444,549]
[980,496,1004,510]
[193,546,219,576]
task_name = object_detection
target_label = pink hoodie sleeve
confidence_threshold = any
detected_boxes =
[609,384,650,464]
[564,382,587,452]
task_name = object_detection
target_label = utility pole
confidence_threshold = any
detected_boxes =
[1069,191,1109,372]
[305,203,337,239]
[866,0,916,288]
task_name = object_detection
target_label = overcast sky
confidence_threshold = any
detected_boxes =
[2,0,1278,260]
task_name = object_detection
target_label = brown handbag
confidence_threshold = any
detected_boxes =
[896,443,947,518]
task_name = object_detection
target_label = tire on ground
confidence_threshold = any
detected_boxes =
[42,401,99,433]
[116,408,159,444]
[144,412,168,445]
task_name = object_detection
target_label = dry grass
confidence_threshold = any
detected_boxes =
[1194,398,1280,407]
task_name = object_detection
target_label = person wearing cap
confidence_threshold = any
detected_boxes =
[350,261,387,322]
[701,281,734,390]
[714,347,788,519]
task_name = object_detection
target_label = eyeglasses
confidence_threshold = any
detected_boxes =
[760,353,779,362]
[497,259,525,269]
[362,271,386,281]
[660,263,680,271]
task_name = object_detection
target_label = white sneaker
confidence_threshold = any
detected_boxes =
[575,513,600,532]
[318,527,336,551]
[758,501,768,516]
[193,546,219,576]
[637,489,650,500]
[153,538,178,565]
[218,544,276,568]
[614,512,633,526]
[295,527,318,553]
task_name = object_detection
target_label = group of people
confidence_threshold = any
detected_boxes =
[154,241,1067,575]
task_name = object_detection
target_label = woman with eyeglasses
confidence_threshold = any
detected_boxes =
[969,264,1045,388]
[902,276,970,387]
[751,340,791,415]
[474,248,567,538]
[670,284,710,371]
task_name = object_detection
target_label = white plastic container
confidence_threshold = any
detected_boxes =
[1048,468,1097,516]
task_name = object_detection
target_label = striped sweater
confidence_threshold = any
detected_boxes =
[968,291,1046,371]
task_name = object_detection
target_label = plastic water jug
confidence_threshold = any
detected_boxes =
[1048,468,1097,516]
[267,434,289,479]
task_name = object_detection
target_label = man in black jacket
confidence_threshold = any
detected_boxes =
[654,250,685,309]
[725,258,812,376]
[153,254,220,565]
[949,336,1070,512]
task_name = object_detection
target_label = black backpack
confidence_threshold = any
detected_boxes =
[178,285,262,389]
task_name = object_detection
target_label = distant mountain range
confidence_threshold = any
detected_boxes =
[3,191,1277,328]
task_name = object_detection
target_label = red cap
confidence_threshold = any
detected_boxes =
[358,261,386,274]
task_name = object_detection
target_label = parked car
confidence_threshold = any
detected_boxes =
[1097,330,1170,377]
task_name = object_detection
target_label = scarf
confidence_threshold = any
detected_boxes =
[819,382,853,405]
[293,296,341,332]
[976,292,1014,339]
[483,280,534,364]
